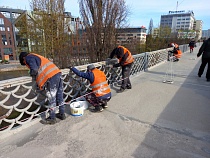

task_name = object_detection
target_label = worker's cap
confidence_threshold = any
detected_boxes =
[87,64,95,70]
[19,52,29,65]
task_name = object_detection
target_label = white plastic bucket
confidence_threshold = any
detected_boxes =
[70,100,90,116]
[75,97,91,110]
[70,102,84,116]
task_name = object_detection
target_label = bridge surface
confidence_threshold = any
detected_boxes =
[0,45,210,158]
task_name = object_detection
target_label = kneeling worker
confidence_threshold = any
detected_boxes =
[70,64,112,112]
[168,42,182,62]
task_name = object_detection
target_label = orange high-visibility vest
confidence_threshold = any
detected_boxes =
[90,68,111,97]
[118,46,134,65]
[175,50,182,58]
[26,53,60,90]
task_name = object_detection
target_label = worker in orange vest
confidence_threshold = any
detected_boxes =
[19,52,66,124]
[168,43,182,62]
[70,64,112,112]
[108,45,134,93]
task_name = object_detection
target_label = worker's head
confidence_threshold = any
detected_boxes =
[112,47,121,58]
[19,52,29,65]
[87,64,95,71]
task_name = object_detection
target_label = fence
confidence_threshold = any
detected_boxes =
[0,45,189,132]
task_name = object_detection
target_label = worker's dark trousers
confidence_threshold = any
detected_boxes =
[121,63,132,89]
[198,58,210,79]
[85,93,111,107]
[45,73,65,119]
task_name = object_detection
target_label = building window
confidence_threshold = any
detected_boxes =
[0,18,4,25]
[12,13,20,19]
[127,34,133,36]
[0,26,5,31]
[7,27,10,31]
[3,48,13,55]
[1,12,10,18]
[1,34,7,45]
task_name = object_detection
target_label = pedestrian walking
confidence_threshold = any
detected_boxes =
[197,38,210,82]
[108,45,134,93]
[70,64,112,112]
[19,52,66,124]
[188,39,196,53]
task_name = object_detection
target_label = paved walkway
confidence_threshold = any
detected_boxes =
[0,45,210,158]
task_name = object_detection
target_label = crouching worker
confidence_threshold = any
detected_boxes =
[70,64,112,112]
[168,43,182,62]
[19,52,66,125]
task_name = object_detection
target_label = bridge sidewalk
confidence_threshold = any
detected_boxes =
[0,45,210,158]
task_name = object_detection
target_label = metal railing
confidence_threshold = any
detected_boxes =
[0,45,189,132]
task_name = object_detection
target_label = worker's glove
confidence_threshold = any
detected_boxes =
[105,58,111,65]
[31,75,38,91]
[106,64,113,68]
[68,65,73,70]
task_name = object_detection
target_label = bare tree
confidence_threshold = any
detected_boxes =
[79,0,129,62]
[13,0,72,68]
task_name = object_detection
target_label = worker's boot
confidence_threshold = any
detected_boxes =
[92,106,104,112]
[56,113,66,120]
[44,117,57,125]
[117,88,125,93]
[126,85,132,89]
[101,102,108,108]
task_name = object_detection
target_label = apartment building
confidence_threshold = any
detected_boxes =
[152,28,159,38]
[0,7,24,60]
[116,26,147,45]
[193,20,203,40]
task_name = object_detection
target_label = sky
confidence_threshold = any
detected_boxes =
[1,0,210,30]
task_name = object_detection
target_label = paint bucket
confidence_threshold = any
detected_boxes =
[70,100,90,116]
[70,102,84,116]
[75,97,91,110]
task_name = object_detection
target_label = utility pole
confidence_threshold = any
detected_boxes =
[176,1,178,12]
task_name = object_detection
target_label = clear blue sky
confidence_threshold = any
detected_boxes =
[1,0,210,30]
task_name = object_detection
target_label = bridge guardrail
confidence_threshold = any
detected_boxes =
[0,45,190,132]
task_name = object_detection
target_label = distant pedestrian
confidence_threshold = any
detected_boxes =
[70,64,112,112]
[188,39,196,53]
[19,52,66,124]
[107,45,134,93]
[197,38,210,82]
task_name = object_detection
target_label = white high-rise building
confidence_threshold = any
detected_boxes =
[160,10,195,33]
